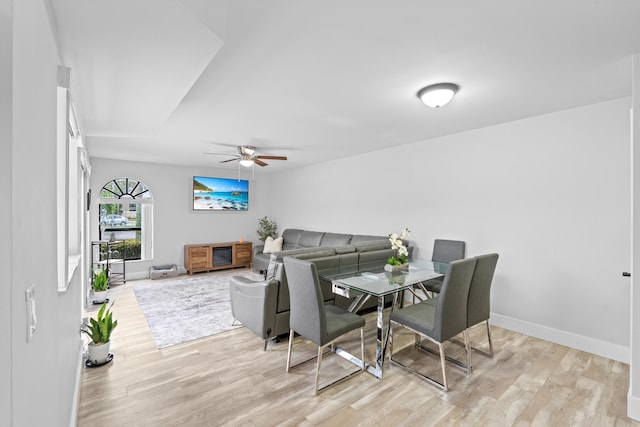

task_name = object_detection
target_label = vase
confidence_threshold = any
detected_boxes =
[384,263,408,272]
[384,271,407,285]
[88,341,111,364]
[93,290,108,303]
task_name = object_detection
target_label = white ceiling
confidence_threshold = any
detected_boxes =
[49,0,640,172]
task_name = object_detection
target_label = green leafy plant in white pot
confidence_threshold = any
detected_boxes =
[92,269,109,303]
[82,301,118,365]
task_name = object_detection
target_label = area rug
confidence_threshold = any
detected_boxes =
[133,269,263,349]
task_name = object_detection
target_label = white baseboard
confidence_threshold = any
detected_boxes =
[399,291,630,363]
[124,266,188,281]
[68,344,83,427]
[490,313,630,363]
[125,270,149,281]
[628,389,640,421]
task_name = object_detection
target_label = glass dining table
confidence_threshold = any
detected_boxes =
[318,259,447,379]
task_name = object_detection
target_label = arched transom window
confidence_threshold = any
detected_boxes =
[100,178,152,199]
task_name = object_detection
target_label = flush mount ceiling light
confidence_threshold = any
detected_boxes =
[417,83,460,108]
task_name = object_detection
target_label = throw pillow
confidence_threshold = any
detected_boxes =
[263,236,283,254]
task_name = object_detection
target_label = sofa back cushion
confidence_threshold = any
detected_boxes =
[359,248,395,264]
[281,229,304,249]
[298,230,325,247]
[320,232,352,247]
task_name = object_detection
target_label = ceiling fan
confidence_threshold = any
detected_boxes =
[205,145,288,167]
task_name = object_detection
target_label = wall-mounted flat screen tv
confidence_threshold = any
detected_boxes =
[193,176,249,211]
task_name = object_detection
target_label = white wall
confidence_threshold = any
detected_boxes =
[6,1,84,426]
[89,158,273,279]
[0,0,12,424]
[270,98,632,362]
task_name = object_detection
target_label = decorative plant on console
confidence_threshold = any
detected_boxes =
[385,227,410,272]
[82,301,118,366]
[257,216,278,242]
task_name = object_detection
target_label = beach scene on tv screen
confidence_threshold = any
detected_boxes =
[193,176,249,211]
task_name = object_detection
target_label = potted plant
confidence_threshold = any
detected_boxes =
[385,227,410,272]
[93,269,109,303]
[82,301,118,365]
[256,216,278,242]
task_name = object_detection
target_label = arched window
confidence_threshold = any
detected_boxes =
[98,178,153,261]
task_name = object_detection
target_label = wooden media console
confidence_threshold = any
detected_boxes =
[184,241,252,275]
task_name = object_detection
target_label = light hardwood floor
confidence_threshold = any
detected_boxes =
[78,270,638,427]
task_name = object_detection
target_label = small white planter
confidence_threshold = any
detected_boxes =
[93,290,108,303]
[88,341,111,365]
[384,263,408,273]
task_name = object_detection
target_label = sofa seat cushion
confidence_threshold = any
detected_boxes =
[320,232,352,247]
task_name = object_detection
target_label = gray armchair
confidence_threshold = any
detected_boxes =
[229,276,279,351]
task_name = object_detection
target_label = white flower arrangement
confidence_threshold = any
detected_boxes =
[388,227,410,266]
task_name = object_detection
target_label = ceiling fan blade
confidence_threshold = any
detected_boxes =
[255,155,287,160]
[219,158,239,164]
[204,152,239,157]
[254,159,268,166]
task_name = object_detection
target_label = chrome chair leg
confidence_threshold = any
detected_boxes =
[288,328,365,394]
[438,342,448,392]
[464,321,495,358]
[314,345,324,395]
[286,328,295,372]
[391,321,474,392]
[485,320,494,357]
[360,328,365,371]
[389,322,394,360]
[462,329,473,373]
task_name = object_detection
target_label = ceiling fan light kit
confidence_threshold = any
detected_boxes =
[417,83,459,108]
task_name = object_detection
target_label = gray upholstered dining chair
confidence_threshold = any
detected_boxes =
[422,239,466,296]
[283,256,366,395]
[389,257,477,391]
[466,253,499,358]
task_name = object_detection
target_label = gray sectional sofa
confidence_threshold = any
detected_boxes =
[230,228,410,349]
[252,228,392,274]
